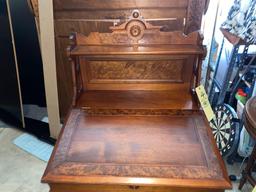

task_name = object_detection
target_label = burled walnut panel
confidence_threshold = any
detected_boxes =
[78,55,194,91]
[88,60,183,82]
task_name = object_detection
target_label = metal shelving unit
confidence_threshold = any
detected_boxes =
[209,43,256,107]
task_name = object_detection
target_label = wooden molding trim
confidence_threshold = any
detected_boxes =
[38,0,61,138]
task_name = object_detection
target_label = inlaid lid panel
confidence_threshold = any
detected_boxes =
[42,109,230,189]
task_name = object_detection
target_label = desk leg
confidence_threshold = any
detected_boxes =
[239,145,256,189]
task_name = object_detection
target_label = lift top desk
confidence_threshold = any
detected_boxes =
[42,10,231,192]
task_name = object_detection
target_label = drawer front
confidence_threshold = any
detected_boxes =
[50,184,224,192]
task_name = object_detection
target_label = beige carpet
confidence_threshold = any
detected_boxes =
[0,128,49,192]
[0,128,4,134]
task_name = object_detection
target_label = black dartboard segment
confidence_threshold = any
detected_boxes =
[210,104,240,157]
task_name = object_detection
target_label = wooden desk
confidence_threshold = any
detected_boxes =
[42,10,231,192]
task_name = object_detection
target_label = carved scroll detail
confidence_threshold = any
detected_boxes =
[68,10,204,46]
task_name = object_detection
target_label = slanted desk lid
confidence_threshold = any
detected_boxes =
[42,109,231,189]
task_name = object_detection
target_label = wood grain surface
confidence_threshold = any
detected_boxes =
[42,4,231,192]
[76,90,198,111]
[42,110,230,189]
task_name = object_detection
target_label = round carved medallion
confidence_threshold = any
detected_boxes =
[126,21,145,41]
[130,25,141,37]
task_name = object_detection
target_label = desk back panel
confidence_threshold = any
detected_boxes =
[52,0,208,119]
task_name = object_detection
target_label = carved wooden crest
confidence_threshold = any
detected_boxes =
[109,10,161,42]
[69,10,204,46]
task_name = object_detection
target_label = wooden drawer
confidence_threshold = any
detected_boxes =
[50,184,225,192]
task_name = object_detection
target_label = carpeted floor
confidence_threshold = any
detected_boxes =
[0,128,49,192]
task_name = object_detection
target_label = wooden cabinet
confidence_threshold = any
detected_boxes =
[42,8,231,191]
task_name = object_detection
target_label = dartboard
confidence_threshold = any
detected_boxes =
[209,104,240,157]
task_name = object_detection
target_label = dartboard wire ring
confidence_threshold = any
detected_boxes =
[210,104,240,157]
